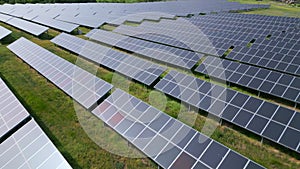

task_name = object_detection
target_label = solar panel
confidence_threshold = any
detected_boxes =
[155,70,300,153]
[32,16,79,33]
[86,29,203,69]
[0,2,269,31]
[92,89,265,169]
[51,33,166,86]
[7,37,113,109]
[195,56,300,104]
[251,38,300,57]
[0,78,30,139]
[0,119,71,169]
[6,17,48,36]
[0,13,12,22]
[0,26,12,40]
[7,7,33,18]
[227,46,300,76]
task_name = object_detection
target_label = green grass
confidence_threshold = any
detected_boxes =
[229,0,300,17]
[1,4,300,168]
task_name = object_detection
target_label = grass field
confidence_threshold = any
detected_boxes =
[0,1,300,169]
[230,0,300,17]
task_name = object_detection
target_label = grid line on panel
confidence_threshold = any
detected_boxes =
[51,33,166,86]
[0,26,12,40]
[226,46,300,76]
[7,37,113,109]
[277,108,298,138]
[0,78,30,139]
[154,70,300,153]
[0,120,71,169]
[113,24,228,56]
[195,56,300,104]
[92,89,265,169]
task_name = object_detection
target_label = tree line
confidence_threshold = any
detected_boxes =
[0,0,164,4]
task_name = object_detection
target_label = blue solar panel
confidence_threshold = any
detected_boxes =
[92,89,265,169]
[155,70,300,153]
[86,29,203,69]
[195,56,300,104]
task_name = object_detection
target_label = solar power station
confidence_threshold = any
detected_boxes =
[92,89,264,169]
[0,78,71,169]
[0,0,299,168]
[0,26,11,40]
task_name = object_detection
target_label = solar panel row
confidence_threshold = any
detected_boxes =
[191,14,300,31]
[54,14,105,28]
[0,1,269,28]
[0,13,12,22]
[0,120,72,169]
[32,16,79,33]
[145,19,255,46]
[227,45,300,76]
[0,78,71,169]
[51,33,166,86]
[0,78,30,139]
[7,37,113,109]
[108,12,175,25]
[113,21,229,56]
[250,38,299,57]
[6,17,48,36]
[189,15,299,34]
[195,56,300,104]
[92,89,265,169]
[187,15,299,55]
[166,19,298,58]
[114,13,298,62]
[86,29,203,69]
[0,26,12,40]
[155,70,300,153]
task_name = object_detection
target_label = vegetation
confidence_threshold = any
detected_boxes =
[0,0,299,169]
